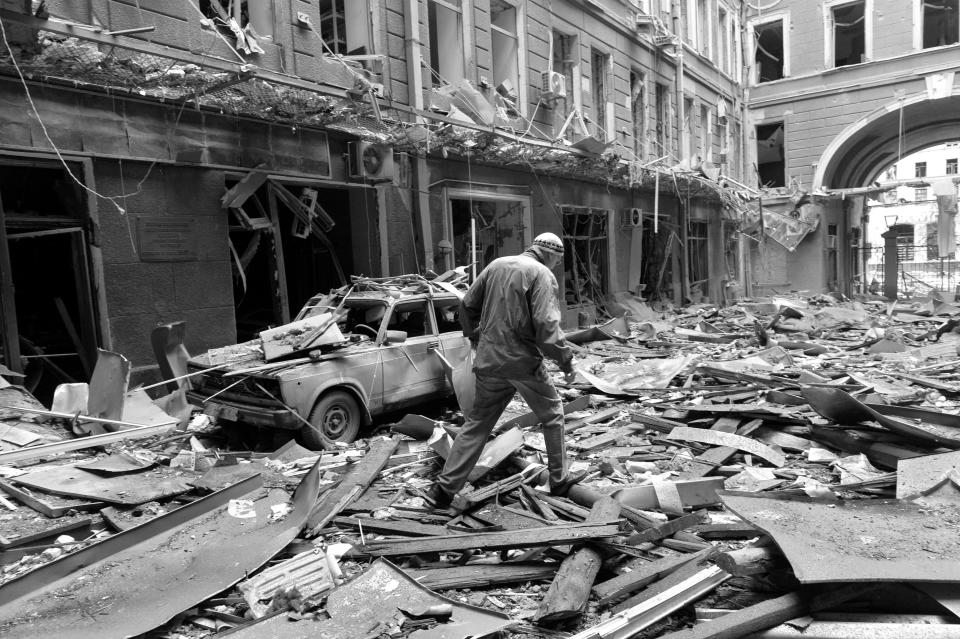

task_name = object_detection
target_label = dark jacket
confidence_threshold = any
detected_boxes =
[459,247,574,377]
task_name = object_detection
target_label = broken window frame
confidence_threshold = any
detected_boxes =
[427,0,467,87]
[825,0,871,69]
[440,186,532,273]
[550,30,581,134]
[756,120,786,188]
[318,0,373,57]
[490,0,526,116]
[589,48,612,142]
[687,220,710,296]
[560,206,611,311]
[700,103,712,164]
[749,14,788,84]
[918,0,960,49]
[629,69,647,161]
[683,96,696,164]
[654,82,672,158]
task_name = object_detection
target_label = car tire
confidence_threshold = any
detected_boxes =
[301,390,362,450]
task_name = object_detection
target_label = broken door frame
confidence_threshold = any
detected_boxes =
[0,151,108,373]
[439,184,532,272]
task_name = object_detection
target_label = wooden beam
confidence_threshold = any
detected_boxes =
[593,547,715,607]
[407,563,558,590]
[627,510,709,545]
[535,496,621,622]
[333,516,447,538]
[352,521,621,557]
[714,546,783,577]
[306,436,398,534]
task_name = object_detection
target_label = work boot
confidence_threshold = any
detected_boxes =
[426,484,454,513]
[549,470,588,496]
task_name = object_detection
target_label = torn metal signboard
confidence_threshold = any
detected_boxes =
[0,462,321,639]
[721,491,960,583]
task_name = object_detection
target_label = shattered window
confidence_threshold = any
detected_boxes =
[199,0,272,43]
[630,70,646,160]
[754,20,784,82]
[756,122,785,188]
[386,301,431,338]
[687,221,709,296]
[432,298,462,334]
[924,0,959,48]
[551,31,577,122]
[832,1,866,67]
[428,0,465,86]
[590,49,611,141]
[490,0,521,107]
[561,207,609,308]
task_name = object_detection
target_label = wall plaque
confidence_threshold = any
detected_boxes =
[137,216,199,262]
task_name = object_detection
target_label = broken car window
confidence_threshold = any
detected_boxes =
[385,301,431,338]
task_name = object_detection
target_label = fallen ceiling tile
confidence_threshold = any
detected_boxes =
[721,491,960,584]
[0,461,321,639]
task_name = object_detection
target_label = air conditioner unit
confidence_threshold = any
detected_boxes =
[540,70,567,99]
[347,141,394,182]
[622,207,644,229]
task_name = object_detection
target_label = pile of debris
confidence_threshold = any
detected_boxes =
[1,290,960,637]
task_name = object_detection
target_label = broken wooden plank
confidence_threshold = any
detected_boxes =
[0,480,101,517]
[407,563,558,590]
[535,496,621,622]
[571,424,639,452]
[627,510,709,545]
[714,546,783,577]
[593,547,714,606]
[333,516,448,537]
[630,412,687,434]
[352,521,621,557]
[689,523,761,539]
[0,420,177,465]
[666,427,787,467]
[307,436,398,533]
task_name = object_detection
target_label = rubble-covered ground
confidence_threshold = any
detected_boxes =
[3,291,960,638]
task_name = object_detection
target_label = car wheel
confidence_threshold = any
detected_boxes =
[301,390,362,450]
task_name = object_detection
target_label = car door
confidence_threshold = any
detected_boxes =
[432,295,471,382]
[378,298,448,410]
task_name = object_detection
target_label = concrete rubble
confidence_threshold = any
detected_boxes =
[2,289,960,637]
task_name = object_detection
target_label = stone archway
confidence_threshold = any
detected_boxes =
[814,92,960,190]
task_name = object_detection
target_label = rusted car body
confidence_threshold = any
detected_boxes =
[186,287,469,448]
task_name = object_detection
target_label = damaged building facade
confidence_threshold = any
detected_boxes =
[0,0,746,394]
[743,0,960,297]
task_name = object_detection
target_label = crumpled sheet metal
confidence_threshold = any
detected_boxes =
[721,491,960,583]
[225,558,514,639]
[0,461,322,639]
[802,386,960,449]
[566,315,631,345]
[577,356,693,395]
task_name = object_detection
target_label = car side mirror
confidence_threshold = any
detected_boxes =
[384,330,408,345]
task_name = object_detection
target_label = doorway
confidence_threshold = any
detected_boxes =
[444,189,531,273]
[0,161,99,405]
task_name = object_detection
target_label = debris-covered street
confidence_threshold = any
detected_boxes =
[3,0,960,637]
[3,287,960,638]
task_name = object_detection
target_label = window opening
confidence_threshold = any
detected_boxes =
[551,31,577,133]
[916,161,928,178]
[833,1,865,67]
[490,0,520,105]
[655,83,671,156]
[590,49,610,140]
[432,298,461,334]
[924,0,959,48]
[926,222,942,260]
[386,301,430,338]
[696,0,710,57]
[449,198,526,271]
[915,187,928,202]
[687,221,709,294]
[561,207,609,309]
[949,158,959,175]
[894,224,915,261]
[754,20,784,82]
[428,0,464,86]
[319,0,371,56]
[683,97,695,162]
[756,122,785,188]
[718,6,730,73]
[630,70,646,160]
[700,104,711,163]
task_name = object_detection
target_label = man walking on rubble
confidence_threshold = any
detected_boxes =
[429,232,586,512]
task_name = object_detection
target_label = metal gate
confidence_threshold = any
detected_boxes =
[855,244,960,296]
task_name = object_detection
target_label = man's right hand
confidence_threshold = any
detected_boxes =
[564,370,577,384]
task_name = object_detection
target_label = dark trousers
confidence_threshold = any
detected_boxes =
[436,366,567,497]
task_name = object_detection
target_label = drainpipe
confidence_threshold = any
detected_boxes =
[672,0,687,304]
[404,0,435,273]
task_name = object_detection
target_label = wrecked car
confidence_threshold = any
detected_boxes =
[186,283,470,449]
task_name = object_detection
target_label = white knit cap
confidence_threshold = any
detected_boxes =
[532,232,564,255]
